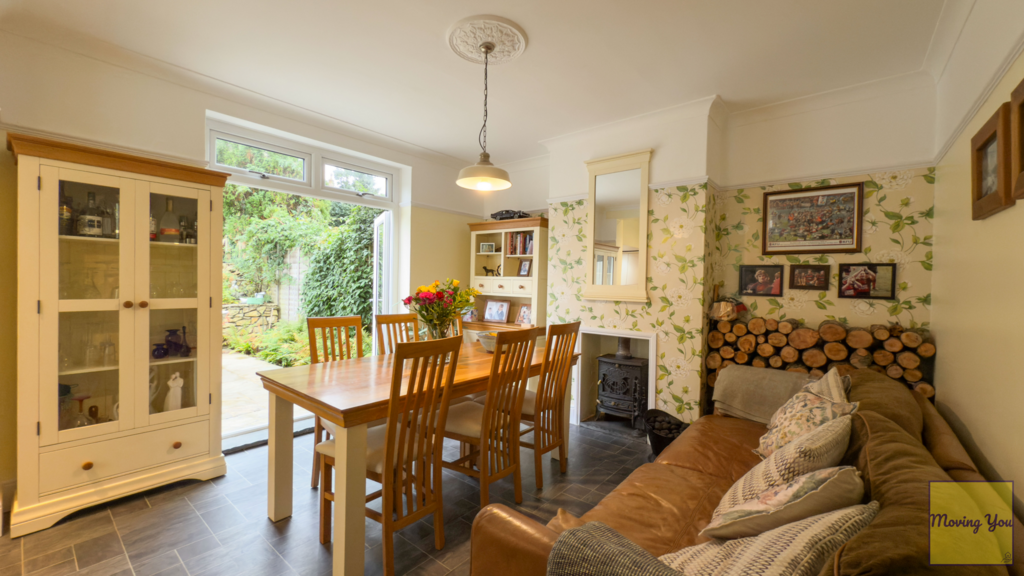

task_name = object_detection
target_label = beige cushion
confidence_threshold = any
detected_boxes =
[470,390,537,415]
[314,424,395,475]
[446,401,486,438]
[701,466,864,539]
[756,369,858,458]
[660,502,879,575]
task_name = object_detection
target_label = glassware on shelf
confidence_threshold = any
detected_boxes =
[76,192,103,237]
[59,190,74,236]
[72,395,95,428]
[159,198,180,243]
[179,326,191,358]
[101,202,115,238]
[165,329,182,355]
[101,338,117,367]
[150,211,157,241]
[58,384,75,429]
[152,343,169,359]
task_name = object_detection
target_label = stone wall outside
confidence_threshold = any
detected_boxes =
[222,303,279,337]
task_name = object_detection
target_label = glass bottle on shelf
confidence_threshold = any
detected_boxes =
[76,192,103,237]
[58,189,74,236]
[159,198,180,243]
[178,215,189,244]
[101,201,114,238]
[150,211,157,241]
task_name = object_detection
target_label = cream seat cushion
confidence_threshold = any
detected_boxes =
[316,424,396,475]
[446,402,487,438]
[471,390,537,416]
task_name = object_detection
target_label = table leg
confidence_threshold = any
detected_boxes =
[333,423,368,576]
[554,379,571,461]
[268,393,293,521]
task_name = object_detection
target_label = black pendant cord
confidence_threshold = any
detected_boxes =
[478,49,489,155]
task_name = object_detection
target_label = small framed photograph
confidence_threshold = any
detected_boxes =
[762,183,863,255]
[515,304,532,325]
[789,264,830,290]
[971,102,1014,220]
[479,242,496,254]
[838,263,897,300]
[1011,76,1024,199]
[462,308,478,323]
[517,259,532,277]
[739,265,784,297]
[483,300,511,323]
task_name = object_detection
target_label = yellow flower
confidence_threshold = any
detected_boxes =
[417,285,427,293]
[453,280,460,287]
[432,280,441,287]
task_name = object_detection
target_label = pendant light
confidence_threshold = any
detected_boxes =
[457,42,512,192]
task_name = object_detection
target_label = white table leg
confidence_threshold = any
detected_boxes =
[268,393,293,521]
[333,423,368,576]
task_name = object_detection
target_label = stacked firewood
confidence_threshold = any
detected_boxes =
[705,319,936,398]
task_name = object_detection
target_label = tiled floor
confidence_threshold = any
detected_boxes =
[1,424,650,576]
[221,350,312,436]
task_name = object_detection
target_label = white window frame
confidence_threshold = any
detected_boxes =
[210,130,313,188]
[323,157,392,200]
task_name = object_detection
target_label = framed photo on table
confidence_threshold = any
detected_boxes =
[483,300,511,323]
[515,304,532,325]
[739,265,784,297]
[762,183,863,255]
[837,263,896,300]
[971,102,1013,220]
[789,264,830,290]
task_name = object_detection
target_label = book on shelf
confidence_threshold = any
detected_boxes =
[506,232,534,256]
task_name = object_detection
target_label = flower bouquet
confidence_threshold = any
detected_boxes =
[402,279,480,340]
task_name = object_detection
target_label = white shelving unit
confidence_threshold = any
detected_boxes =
[10,133,229,537]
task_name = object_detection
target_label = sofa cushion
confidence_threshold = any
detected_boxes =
[911,391,978,475]
[661,502,880,576]
[757,369,859,458]
[567,463,734,556]
[716,416,852,514]
[655,415,766,484]
[828,411,1007,575]
[712,365,812,424]
[701,467,864,539]
[846,369,922,439]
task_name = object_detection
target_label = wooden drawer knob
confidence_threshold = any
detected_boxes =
[123,301,134,308]
[172,442,182,449]
[518,285,525,290]
[498,284,505,289]
[82,462,94,471]
[138,301,149,309]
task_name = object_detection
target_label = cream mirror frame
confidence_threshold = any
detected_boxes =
[583,149,652,302]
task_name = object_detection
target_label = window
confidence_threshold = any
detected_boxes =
[324,160,390,198]
[211,132,311,186]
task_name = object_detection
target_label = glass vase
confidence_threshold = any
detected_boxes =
[425,322,450,341]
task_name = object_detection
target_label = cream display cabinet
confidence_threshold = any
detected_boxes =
[9,134,229,537]
[465,217,548,338]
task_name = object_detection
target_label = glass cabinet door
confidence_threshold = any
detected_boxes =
[39,167,136,445]
[135,181,211,426]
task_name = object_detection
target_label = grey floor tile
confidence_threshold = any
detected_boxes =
[24,558,76,576]
[0,563,22,576]
[115,496,213,565]
[365,534,431,576]
[405,557,450,576]
[73,531,125,570]
[130,550,184,576]
[199,504,248,535]
[152,565,190,576]
[24,546,73,574]
[186,530,296,576]
[77,554,132,576]
[107,494,150,519]
[424,518,473,569]
[447,557,471,576]
[22,509,115,560]
[271,538,332,576]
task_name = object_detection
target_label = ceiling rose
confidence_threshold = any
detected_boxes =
[447,15,527,65]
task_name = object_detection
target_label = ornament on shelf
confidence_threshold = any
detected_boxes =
[163,372,184,412]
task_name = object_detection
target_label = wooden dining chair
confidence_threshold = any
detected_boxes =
[375,313,419,354]
[315,336,463,576]
[307,316,363,489]
[442,327,542,506]
[519,322,580,489]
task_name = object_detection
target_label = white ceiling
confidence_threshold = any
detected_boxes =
[0,0,947,164]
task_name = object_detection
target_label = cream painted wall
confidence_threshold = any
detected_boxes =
[0,135,18,494]
[408,206,478,296]
[933,49,1024,515]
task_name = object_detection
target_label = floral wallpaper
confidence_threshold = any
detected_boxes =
[547,183,709,422]
[708,167,935,329]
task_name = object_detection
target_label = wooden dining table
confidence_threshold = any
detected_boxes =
[258,339,577,576]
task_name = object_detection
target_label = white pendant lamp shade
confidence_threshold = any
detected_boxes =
[457,152,511,191]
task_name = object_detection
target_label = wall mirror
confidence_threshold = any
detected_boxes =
[583,149,651,302]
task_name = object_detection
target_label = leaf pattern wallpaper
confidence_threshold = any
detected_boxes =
[708,167,935,329]
[547,183,709,422]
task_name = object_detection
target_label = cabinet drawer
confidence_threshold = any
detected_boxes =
[492,279,513,294]
[472,277,493,294]
[511,279,532,295]
[40,421,209,494]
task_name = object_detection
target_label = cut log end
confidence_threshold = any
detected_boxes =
[817,320,848,343]
[883,338,904,353]
[788,328,821,350]
[912,382,935,398]
[716,320,733,334]
[737,334,757,354]
[707,331,725,349]
[802,347,828,368]
[823,342,849,362]
[779,345,800,363]
[768,355,784,368]
[845,327,875,349]
[748,317,767,335]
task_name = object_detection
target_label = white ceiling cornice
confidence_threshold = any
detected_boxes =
[922,0,977,83]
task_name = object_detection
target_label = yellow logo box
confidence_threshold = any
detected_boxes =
[930,481,1013,565]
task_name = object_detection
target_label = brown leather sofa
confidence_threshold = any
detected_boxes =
[470,370,1024,575]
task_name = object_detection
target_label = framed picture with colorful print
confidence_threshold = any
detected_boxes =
[761,183,863,255]
[1011,76,1024,199]
[971,102,1013,220]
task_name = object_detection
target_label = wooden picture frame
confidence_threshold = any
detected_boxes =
[837,263,897,300]
[483,299,511,323]
[1011,77,1024,199]
[738,265,784,297]
[515,304,531,325]
[789,264,830,290]
[761,183,864,255]
[971,102,1014,220]
[479,242,495,254]
[517,259,532,277]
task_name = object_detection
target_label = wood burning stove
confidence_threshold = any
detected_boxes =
[595,337,649,430]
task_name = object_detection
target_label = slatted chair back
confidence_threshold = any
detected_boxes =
[307,316,364,364]
[531,322,580,453]
[375,313,419,355]
[380,335,463,527]
[451,316,464,337]
[479,327,543,477]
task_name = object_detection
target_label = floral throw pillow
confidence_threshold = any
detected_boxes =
[756,369,858,458]
[701,466,865,539]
